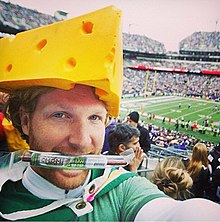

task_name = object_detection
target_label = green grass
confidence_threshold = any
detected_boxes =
[120,95,220,144]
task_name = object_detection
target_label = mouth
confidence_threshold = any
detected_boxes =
[56,168,88,177]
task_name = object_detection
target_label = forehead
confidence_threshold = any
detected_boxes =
[128,135,139,144]
[36,84,107,110]
[126,118,136,124]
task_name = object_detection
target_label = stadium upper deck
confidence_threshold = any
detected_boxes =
[0,0,59,35]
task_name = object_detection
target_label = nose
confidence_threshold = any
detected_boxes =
[68,120,92,153]
[134,142,140,151]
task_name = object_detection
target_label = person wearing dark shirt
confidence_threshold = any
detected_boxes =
[208,143,220,173]
[126,111,151,154]
[208,143,220,202]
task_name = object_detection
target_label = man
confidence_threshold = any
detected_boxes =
[0,6,219,221]
[126,111,151,154]
[108,122,144,173]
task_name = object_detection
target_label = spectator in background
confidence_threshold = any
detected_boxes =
[175,119,179,131]
[208,143,220,173]
[208,143,220,202]
[186,143,212,199]
[126,111,151,154]
[108,123,144,173]
[151,156,193,200]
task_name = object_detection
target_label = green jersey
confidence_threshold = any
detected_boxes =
[0,167,166,221]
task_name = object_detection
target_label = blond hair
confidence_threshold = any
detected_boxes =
[187,142,209,181]
[3,86,55,143]
[151,156,193,200]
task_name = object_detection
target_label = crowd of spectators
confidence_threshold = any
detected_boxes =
[125,57,220,70]
[0,0,59,31]
[153,71,219,98]
[122,66,220,100]
[144,123,215,152]
[123,33,166,54]
[123,31,220,53]
[113,115,216,153]
[179,32,220,52]
[123,54,220,98]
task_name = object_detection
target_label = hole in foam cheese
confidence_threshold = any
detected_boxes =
[6,64,13,72]
[105,48,115,63]
[105,47,116,77]
[66,57,77,70]
[36,39,47,51]
[82,21,94,34]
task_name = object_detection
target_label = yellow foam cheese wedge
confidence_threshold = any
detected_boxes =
[0,6,123,117]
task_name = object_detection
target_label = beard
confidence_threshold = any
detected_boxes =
[28,127,89,190]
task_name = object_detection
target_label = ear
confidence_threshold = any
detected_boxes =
[116,144,126,154]
[19,106,30,136]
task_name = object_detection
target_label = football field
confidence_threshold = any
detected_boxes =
[120,96,220,143]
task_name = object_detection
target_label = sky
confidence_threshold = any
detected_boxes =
[3,0,220,52]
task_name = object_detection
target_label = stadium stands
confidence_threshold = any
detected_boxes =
[0,0,219,149]
[179,32,220,54]
[122,67,220,99]
[0,0,60,35]
[123,32,166,54]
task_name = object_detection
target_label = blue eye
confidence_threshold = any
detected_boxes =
[53,113,66,118]
[90,115,100,121]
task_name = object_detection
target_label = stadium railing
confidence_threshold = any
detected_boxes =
[137,144,191,178]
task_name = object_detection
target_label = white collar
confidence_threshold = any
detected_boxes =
[22,166,91,200]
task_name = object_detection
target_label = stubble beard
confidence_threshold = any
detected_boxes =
[28,128,89,190]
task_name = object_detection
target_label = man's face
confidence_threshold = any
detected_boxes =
[126,136,140,152]
[20,84,107,190]
[126,118,137,128]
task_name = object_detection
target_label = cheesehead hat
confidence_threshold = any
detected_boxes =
[0,6,123,117]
